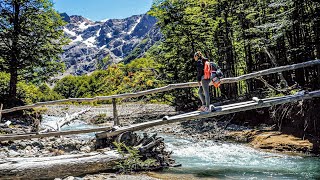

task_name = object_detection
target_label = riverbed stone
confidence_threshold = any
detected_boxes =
[80,146,91,153]
[64,176,75,180]
[25,145,32,151]
[9,144,18,151]
[32,141,45,149]
[8,150,20,157]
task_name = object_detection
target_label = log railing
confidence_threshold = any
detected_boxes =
[0,126,112,141]
[1,59,320,124]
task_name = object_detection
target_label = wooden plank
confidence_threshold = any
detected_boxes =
[96,90,320,139]
[0,126,112,141]
[173,100,257,118]
[1,59,320,114]
[174,95,290,117]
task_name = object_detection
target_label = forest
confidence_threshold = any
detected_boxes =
[1,0,320,142]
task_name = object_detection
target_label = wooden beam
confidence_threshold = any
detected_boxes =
[221,59,320,84]
[1,59,320,114]
[0,126,112,141]
[96,90,320,139]
[112,98,119,126]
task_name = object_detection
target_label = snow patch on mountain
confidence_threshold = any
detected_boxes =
[78,22,93,30]
[99,18,109,22]
[128,17,141,34]
[72,35,83,43]
[83,37,96,47]
[96,28,101,36]
[63,27,76,36]
[99,45,106,50]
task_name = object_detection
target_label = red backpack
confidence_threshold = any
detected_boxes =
[204,61,223,88]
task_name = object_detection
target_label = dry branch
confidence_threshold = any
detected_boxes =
[1,59,320,114]
[56,108,91,131]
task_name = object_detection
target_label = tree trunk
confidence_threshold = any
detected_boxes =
[9,67,18,99]
[0,152,122,179]
[8,1,20,101]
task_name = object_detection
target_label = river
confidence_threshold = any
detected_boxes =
[163,134,320,179]
[42,115,320,179]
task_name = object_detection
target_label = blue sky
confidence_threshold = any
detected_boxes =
[52,0,153,21]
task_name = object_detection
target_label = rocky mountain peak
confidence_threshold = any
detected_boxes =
[70,15,92,24]
[58,13,161,77]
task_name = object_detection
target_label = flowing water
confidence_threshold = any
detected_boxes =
[42,116,320,179]
[163,135,320,179]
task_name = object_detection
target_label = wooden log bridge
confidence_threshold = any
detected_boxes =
[96,90,320,139]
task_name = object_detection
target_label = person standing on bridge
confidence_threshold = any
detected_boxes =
[194,51,213,112]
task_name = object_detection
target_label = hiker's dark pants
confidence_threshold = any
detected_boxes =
[198,78,211,107]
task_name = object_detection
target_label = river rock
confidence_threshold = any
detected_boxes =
[25,145,32,151]
[80,146,91,153]
[9,144,18,151]
[8,150,20,157]
[32,141,45,149]
[64,176,75,180]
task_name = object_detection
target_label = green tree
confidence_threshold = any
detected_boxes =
[53,75,80,98]
[0,0,68,104]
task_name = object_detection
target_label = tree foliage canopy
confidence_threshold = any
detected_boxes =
[148,0,320,110]
[0,0,68,103]
[53,57,165,103]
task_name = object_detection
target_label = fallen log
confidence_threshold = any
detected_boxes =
[96,90,320,139]
[0,151,122,179]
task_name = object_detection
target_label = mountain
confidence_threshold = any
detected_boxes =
[59,13,161,76]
